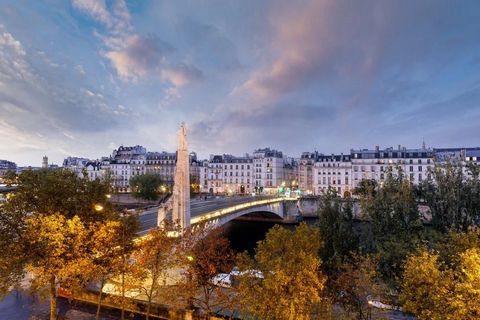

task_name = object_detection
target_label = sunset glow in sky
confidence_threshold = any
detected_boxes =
[1,0,480,165]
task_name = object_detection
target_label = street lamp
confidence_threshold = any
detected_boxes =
[94,204,104,212]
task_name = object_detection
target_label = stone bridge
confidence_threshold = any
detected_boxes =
[190,197,300,229]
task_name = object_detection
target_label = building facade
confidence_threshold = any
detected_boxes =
[298,152,318,193]
[313,154,352,197]
[253,148,284,191]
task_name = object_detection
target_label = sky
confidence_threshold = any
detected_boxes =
[0,0,480,166]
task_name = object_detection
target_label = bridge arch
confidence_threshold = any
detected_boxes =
[191,200,287,229]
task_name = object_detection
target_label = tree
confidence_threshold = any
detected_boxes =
[85,220,126,320]
[0,204,27,299]
[2,170,17,186]
[331,255,385,320]
[5,168,115,222]
[401,249,452,320]
[401,246,480,320]
[117,213,140,320]
[130,173,163,201]
[190,175,200,196]
[134,223,181,320]
[237,223,330,320]
[317,188,359,274]
[180,227,236,318]
[419,162,480,232]
[25,214,89,320]
[356,168,423,282]
[0,169,121,318]
[353,179,377,199]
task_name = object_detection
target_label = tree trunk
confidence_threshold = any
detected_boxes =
[146,296,152,320]
[96,278,105,320]
[146,272,158,320]
[49,275,56,320]
[121,270,125,320]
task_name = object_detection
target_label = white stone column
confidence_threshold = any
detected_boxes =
[172,122,191,230]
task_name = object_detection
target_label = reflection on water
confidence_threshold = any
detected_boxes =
[0,291,49,320]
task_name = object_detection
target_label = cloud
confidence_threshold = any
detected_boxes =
[161,64,203,87]
[104,34,202,86]
[72,0,112,27]
[73,2,204,87]
[105,35,171,80]
[72,0,131,34]
[0,28,128,165]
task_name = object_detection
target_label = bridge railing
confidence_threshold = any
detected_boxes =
[191,197,297,225]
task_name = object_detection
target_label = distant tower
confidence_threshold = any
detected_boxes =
[42,156,48,168]
[422,139,426,150]
[172,123,191,230]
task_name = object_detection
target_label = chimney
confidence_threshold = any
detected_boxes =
[398,145,401,151]
[375,145,379,152]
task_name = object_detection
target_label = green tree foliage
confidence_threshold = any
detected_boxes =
[363,168,421,241]
[353,179,377,199]
[317,188,358,274]
[0,204,27,298]
[5,168,115,222]
[356,168,423,282]
[238,223,330,320]
[130,173,163,201]
[419,162,480,232]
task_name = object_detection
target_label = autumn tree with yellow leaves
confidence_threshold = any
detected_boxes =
[237,223,330,320]
[402,246,480,319]
[134,223,181,320]
[0,168,131,320]
[25,214,90,320]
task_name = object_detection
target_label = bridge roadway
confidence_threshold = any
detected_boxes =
[137,195,277,234]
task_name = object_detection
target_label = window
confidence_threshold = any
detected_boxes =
[410,166,413,172]
[418,159,422,164]
[419,166,422,172]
